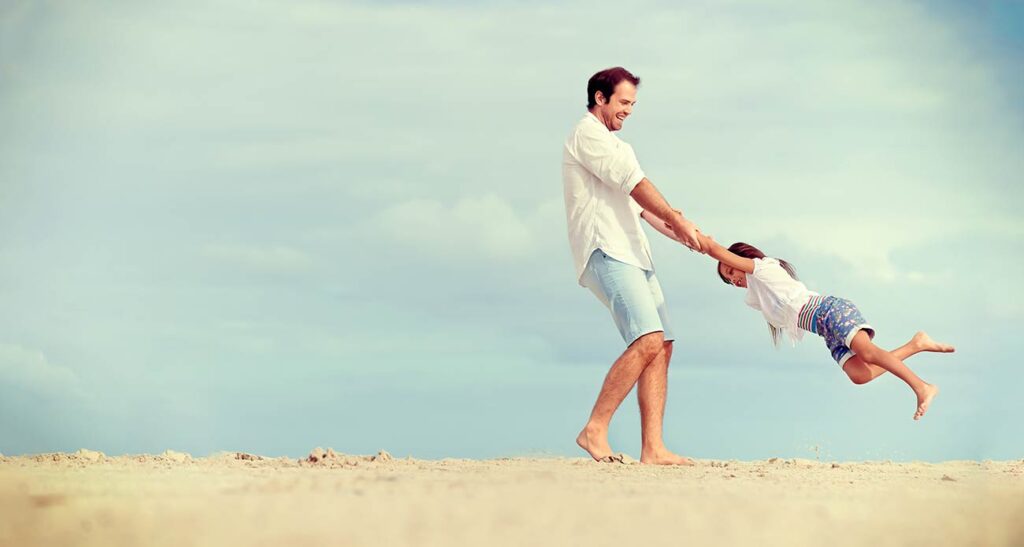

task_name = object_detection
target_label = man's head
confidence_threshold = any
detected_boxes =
[587,66,640,132]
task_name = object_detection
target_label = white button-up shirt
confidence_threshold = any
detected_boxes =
[562,112,654,284]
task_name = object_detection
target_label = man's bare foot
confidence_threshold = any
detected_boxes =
[914,383,939,420]
[912,331,956,353]
[640,447,695,466]
[576,424,614,462]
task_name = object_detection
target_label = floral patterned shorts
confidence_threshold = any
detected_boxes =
[799,296,875,367]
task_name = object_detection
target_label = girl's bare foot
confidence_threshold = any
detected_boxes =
[640,448,695,466]
[912,331,956,353]
[914,384,940,420]
[576,425,614,462]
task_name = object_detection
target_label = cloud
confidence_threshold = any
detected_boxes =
[703,213,951,283]
[374,195,563,261]
[0,342,85,398]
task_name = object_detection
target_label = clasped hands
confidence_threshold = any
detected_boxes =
[664,209,712,254]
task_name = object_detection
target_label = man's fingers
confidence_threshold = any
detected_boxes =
[688,232,703,252]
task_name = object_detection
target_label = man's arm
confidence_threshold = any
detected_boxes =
[569,128,702,251]
[631,179,703,252]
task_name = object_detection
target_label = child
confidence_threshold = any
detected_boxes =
[698,235,954,420]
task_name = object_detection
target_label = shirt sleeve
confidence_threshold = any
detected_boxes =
[744,288,762,310]
[571,127,647,194]
[751,258,780,280]
[629,197,643,216]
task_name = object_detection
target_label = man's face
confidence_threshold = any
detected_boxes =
[593,80,637,132]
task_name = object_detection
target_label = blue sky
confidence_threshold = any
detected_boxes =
[1,0,1022,461]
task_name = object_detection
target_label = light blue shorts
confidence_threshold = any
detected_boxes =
[580,249,675,346]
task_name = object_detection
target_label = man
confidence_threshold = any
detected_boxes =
[562,66,703,465]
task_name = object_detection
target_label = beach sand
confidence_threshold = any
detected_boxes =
[2,448,1022,546]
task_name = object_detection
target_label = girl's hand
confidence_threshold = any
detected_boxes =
[697,233,718,256]
[669,215,703,253]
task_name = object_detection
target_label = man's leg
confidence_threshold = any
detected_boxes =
[576,331,664,461]
[637,341,693,465]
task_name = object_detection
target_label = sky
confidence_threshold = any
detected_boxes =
[1,0,1022,461]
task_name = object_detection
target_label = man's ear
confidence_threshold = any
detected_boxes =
[594,90,606,105]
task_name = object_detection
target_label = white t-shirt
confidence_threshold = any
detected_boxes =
[744,258,818,344]
[562,112,654,284]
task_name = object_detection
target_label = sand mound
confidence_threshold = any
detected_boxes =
[161,450,192,463]
[302,447,394,467]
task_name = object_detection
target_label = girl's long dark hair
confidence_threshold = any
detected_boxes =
[718,242,798,347]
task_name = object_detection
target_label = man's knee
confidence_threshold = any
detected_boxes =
[630,331,665,361]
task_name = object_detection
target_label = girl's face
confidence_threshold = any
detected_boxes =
[718,263,748,288]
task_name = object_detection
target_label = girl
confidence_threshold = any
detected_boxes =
[698,235,954,420]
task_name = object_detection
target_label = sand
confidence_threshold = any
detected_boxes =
[2,448,1023,547]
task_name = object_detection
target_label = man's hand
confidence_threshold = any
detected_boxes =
[666,212,703,253]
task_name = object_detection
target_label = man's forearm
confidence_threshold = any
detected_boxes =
[630,179,686,222]
[632,177,704,252]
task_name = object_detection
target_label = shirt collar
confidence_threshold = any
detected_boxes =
[585,111,607,129]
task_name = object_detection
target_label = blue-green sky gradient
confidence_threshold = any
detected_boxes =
[2,0,1022,461]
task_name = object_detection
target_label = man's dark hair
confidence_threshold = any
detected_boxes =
[587,67,640,109]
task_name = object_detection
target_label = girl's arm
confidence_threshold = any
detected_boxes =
[632,182,702,252]
[640,214,755,274]
[698,233,755,274]
[640,210,681,242]
[642,210,712,257]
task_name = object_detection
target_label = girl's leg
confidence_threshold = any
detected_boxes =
[843,331,955,384]
[848,331,940,420]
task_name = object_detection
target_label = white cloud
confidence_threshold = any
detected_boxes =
[375,195,563,261]
[707,212,1024,284]
[0,342,84,397]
